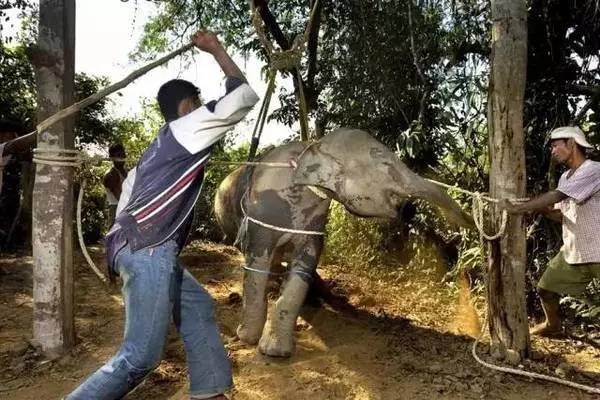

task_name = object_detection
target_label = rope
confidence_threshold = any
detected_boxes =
[243,265,286,275]
[77,179,108,284]
[243,209,325,236]
[240,192,325,236]
[472,193,508,241]
[472,310,600,395]
[248,69,278,161]
[250,0,320,142]
[425,178,529,204]
[32,148,114,284]
[242,265,312,280]
[210,160,293,168]
[425,178,528,241]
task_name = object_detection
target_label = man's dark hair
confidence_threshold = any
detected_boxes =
[109,143,126,157]
[156,79,200,122]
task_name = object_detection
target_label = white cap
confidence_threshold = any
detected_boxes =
[550,126,593,148]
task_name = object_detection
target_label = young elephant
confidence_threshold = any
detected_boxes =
[214,128,472,357]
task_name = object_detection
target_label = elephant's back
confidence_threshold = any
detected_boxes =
[251,142,306,192]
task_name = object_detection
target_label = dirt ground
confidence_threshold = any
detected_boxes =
[1,241,599,400]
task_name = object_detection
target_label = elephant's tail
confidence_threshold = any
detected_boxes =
[214,164,255,247]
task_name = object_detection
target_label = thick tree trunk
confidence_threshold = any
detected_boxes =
[32,0,76,358]
[487,0,530,363]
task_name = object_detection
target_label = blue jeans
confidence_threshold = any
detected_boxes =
[67,240,232,399]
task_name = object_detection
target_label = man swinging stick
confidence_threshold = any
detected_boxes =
[66,30,259,400]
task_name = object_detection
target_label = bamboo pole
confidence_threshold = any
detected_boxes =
[16,42,194,145]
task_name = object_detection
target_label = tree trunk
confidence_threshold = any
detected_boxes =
[487,0,530,363]
[32,0,76,358]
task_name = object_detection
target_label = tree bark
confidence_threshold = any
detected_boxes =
[31,0,76,358]
[487,0,530,363]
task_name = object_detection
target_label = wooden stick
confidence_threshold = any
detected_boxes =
[23,42,195,141]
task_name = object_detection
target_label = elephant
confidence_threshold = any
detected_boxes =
[214,128,472,357]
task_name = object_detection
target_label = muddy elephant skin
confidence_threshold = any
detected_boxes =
[214,128,472,357]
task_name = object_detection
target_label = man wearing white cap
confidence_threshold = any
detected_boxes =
[503,126,600,337]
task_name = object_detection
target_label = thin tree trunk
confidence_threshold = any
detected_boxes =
[487,0,530,363]
[31,0,76,358]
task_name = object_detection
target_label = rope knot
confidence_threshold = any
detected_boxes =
[472,191,508,241]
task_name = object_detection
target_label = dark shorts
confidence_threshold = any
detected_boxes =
[538,252,600,297]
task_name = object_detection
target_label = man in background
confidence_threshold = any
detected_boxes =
[102,143,128,226]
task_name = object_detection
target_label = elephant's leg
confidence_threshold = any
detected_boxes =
[259,238,321,357]
[237,230,289,345]
[236,251,271,344]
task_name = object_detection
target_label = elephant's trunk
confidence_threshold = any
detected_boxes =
[400,170,474,229]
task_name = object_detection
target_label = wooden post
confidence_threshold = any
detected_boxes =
[487,0,530,363]
[31,0,76,358]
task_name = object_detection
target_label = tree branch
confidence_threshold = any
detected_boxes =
[252,0,321,136]
[407,1,429,124]
[252,0,290,50]
[306,0,323,91]
[567,84,600,96]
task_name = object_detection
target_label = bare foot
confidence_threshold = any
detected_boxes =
[530,323,564,338]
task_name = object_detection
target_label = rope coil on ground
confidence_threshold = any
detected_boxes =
[473,312,600,395]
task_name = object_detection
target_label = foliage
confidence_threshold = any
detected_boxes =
[562,279,600,322]
[0,38,158,249]
[323,201,386,267]
[77,164,110,243]
[0,0,34,43]
[0,44,35,129]
[74,73,116,148]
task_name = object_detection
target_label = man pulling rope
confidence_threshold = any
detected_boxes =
[499,126,600,338]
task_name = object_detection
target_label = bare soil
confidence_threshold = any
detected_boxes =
[1,242,599,400]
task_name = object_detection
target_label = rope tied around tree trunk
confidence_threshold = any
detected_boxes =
[424,178,527,241]
[32,148,122,285]
[472,193,508,241]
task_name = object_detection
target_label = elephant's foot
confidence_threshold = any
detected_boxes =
[236,322,263,345]
[257,274,309,357]
[258,327,294,357]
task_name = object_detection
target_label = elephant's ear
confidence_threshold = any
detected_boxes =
[292,143,343,193]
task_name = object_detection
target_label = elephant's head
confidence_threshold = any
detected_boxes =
[292,128,473,227]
